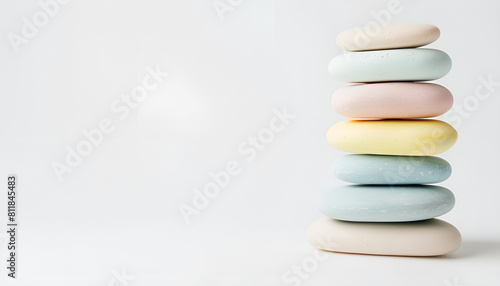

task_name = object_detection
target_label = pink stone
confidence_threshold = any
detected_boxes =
[332,82,453,119]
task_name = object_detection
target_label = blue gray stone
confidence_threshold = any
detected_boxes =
[318,185,455,222]
[332,154,452,185]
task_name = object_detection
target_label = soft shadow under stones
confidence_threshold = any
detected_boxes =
[445,240,500,259]
[317,240,500,260]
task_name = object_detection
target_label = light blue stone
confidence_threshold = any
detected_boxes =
[318,185,455,222]
[328,48,452,82]
[332,154,452,185]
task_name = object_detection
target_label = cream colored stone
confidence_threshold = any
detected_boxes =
[307,217,461,256]
[337,24,440,51]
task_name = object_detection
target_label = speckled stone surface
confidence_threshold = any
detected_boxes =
[328,48,451,83]
[318,185,455,222]
[332,154,452,184]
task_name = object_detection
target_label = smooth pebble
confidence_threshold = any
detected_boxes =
[336,24,440,51]
[327,119,458,156]
[307,217,461,256]
[332,154,452,184]
[318,185,455,222]
[332,82,453,119]
[328,48,452,83]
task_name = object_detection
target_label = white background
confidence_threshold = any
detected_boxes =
[1,0,499,285]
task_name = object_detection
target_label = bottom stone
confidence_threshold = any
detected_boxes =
[307,217,461,257]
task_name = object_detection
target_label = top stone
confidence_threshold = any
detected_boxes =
[336,24,440,51]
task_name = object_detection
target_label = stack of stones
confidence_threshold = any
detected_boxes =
[307,24,462,256]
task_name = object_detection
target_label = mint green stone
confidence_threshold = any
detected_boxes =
[329,48,452,82]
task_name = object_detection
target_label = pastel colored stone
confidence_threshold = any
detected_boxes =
[332,83,453,119]
[328,48,451,83]
[327,120,458,156]
[332,154,452,184]
[336,24,440,51]
[318,185,455,222]
[307,217,461,256]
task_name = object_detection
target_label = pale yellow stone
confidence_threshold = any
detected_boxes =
[326,120,457,156]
